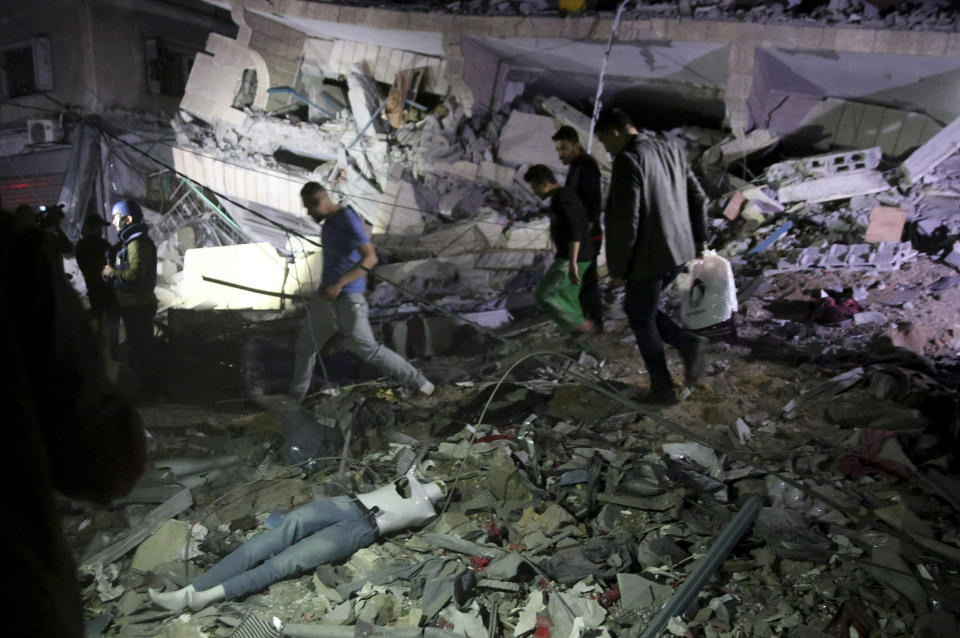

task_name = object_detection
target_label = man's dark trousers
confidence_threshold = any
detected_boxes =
[624,273,698,392]
[119,301,158,388]
[578,237,604,326]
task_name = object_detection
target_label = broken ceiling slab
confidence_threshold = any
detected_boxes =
[237,117,341,159]
[535,96,611,171]
[497,111,565,173]
[180,243,289,310]
[171,146,305,218]
[777,171,890,204]
[901,113,960,185]
[789,98,942,156]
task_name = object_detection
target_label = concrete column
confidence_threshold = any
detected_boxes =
[724,42,756,137]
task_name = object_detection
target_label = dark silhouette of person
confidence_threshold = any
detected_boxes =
[0,212,146,637]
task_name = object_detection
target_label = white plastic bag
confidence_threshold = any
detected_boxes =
[676,250,738,329]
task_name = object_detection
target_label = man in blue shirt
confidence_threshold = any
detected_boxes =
[288,182,433,401]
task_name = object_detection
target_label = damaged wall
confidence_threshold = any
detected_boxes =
[0,1,235,126]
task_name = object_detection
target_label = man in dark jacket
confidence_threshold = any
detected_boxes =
[595,109,709,404]
[553,125,604,330]
[102,199,158,393]
[76,214,118,350]
[523,164,596,336]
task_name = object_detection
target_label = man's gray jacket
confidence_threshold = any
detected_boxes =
[604,134,708,281]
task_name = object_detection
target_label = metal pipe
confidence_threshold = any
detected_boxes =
[586,0,629,154]
[638,495,762,638]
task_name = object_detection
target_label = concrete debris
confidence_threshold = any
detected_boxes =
[765,147,883,184]
[497,111,565,173]
[47,17,960,638]
[901,114,960,185]
[701,129,779,167]
[777,171,890,204]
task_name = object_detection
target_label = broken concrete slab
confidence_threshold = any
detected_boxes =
[374,179,427,235]
[902,113,960,185]
[131,519,192,573]
[497,111,565,173]
[702,129,778,167]
[777,171,890,204]
[617,572,674,610]
[180,243,288,310]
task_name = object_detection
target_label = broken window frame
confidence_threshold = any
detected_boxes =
[0,36,53,99]
[143,37,197,97]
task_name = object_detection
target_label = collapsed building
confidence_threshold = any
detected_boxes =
[4,0,960,636]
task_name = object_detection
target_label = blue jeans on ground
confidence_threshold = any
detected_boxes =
[192,496,378,599]
[288,293,428,399]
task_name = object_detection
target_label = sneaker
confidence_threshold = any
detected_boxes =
[681,336,708,386]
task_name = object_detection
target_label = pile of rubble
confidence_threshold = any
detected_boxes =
[60,25,960,638]
[68,315,960,637]
[314,0,959,31]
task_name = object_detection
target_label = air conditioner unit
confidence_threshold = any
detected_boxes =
[27,119,61,144]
